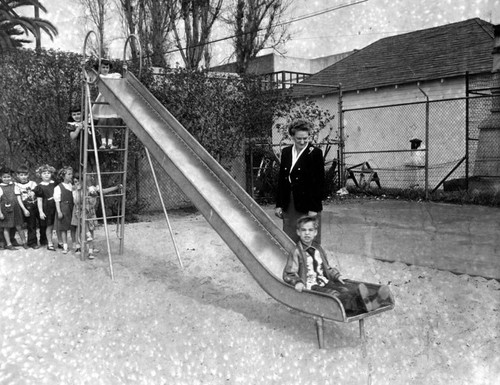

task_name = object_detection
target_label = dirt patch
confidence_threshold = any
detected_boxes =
[0,210,499,384]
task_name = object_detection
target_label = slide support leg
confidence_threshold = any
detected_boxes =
[359,318,366,340]
[316,317,325,349]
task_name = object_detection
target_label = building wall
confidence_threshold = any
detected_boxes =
[341,76,467,108]
[247,55,276,74]
[272,55,312,73]
[210,54,277,74]
[281,74,491,190]
[309,51,356,74]
[210,52,355,76]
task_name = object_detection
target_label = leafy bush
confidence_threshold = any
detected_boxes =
[0,49,82,169]
[146,69,283,170]
[0,50,340,213]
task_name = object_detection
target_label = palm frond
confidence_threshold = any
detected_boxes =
[0,0,57,50]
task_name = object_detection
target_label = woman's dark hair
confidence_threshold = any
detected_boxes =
[288,119,313,137]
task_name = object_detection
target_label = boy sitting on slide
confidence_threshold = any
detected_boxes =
[283,215,391,313]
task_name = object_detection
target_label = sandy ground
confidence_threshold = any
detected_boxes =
[0,203,499,385]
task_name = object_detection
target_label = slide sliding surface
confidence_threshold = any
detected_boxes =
[96,72,393,323]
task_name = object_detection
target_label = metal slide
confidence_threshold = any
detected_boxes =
[96,71,394,342]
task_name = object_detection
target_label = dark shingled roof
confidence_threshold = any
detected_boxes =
[293,18,495,96]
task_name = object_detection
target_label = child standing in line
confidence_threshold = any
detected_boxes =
[0,167,28,250]
[34,164,58,251]
[0,218,16,248]
[283,215,391,314]
[54,166,75,254]
[71,174,82,253]
[78,177,122,259]
[0,229,5,248]
[92,59,122,150]
[15,165,40,249]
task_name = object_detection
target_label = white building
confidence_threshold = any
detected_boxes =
[292,18,496,190]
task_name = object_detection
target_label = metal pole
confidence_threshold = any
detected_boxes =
[315,317,324,349]
[338,83,345,188]
[81,30,100,263]
[118,126,130,254]
[249,139,254,198]
[418,86,430,199]
[424,97,430,199]
[145,148,184,269]
[85,83,115,280]
[465,72,470,190]
[359,318,366,340]
[76,77,86,253]
[81,83,90,261]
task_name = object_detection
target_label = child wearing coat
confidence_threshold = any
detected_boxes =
[283,215,391,314]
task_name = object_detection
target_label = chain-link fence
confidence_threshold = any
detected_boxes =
[132,154,191,211]
[128,73,499,212]
[467,73,500,196]
[338,74,499,197]
[342,98,467,193]
[126,141,249,212]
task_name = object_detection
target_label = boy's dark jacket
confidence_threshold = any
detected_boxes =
[276,143,325,213]
[283,241,341,287]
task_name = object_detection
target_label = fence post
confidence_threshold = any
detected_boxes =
[465,71,470,190]
[425,96,429,199]
[249,138,254,199]
[338,83,345,188]
[418,86,430,199]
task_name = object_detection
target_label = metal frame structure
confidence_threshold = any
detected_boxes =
[96,70,394,348]
[80,31,128,279]
[79,32,183,278]
[75,33,394,347]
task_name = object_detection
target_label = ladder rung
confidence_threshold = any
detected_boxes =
[105,193,125,198]
[96,148,127,152]
[94,125,127,129]
[83,193,123,199]
[85,171,126,175]
[85,215,123,221]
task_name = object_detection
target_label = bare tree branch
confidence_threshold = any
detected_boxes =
[171,0,223,70]
[227,0,291,74]
[78,0,113,57]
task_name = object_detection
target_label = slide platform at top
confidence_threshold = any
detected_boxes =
[95,71,395,323]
